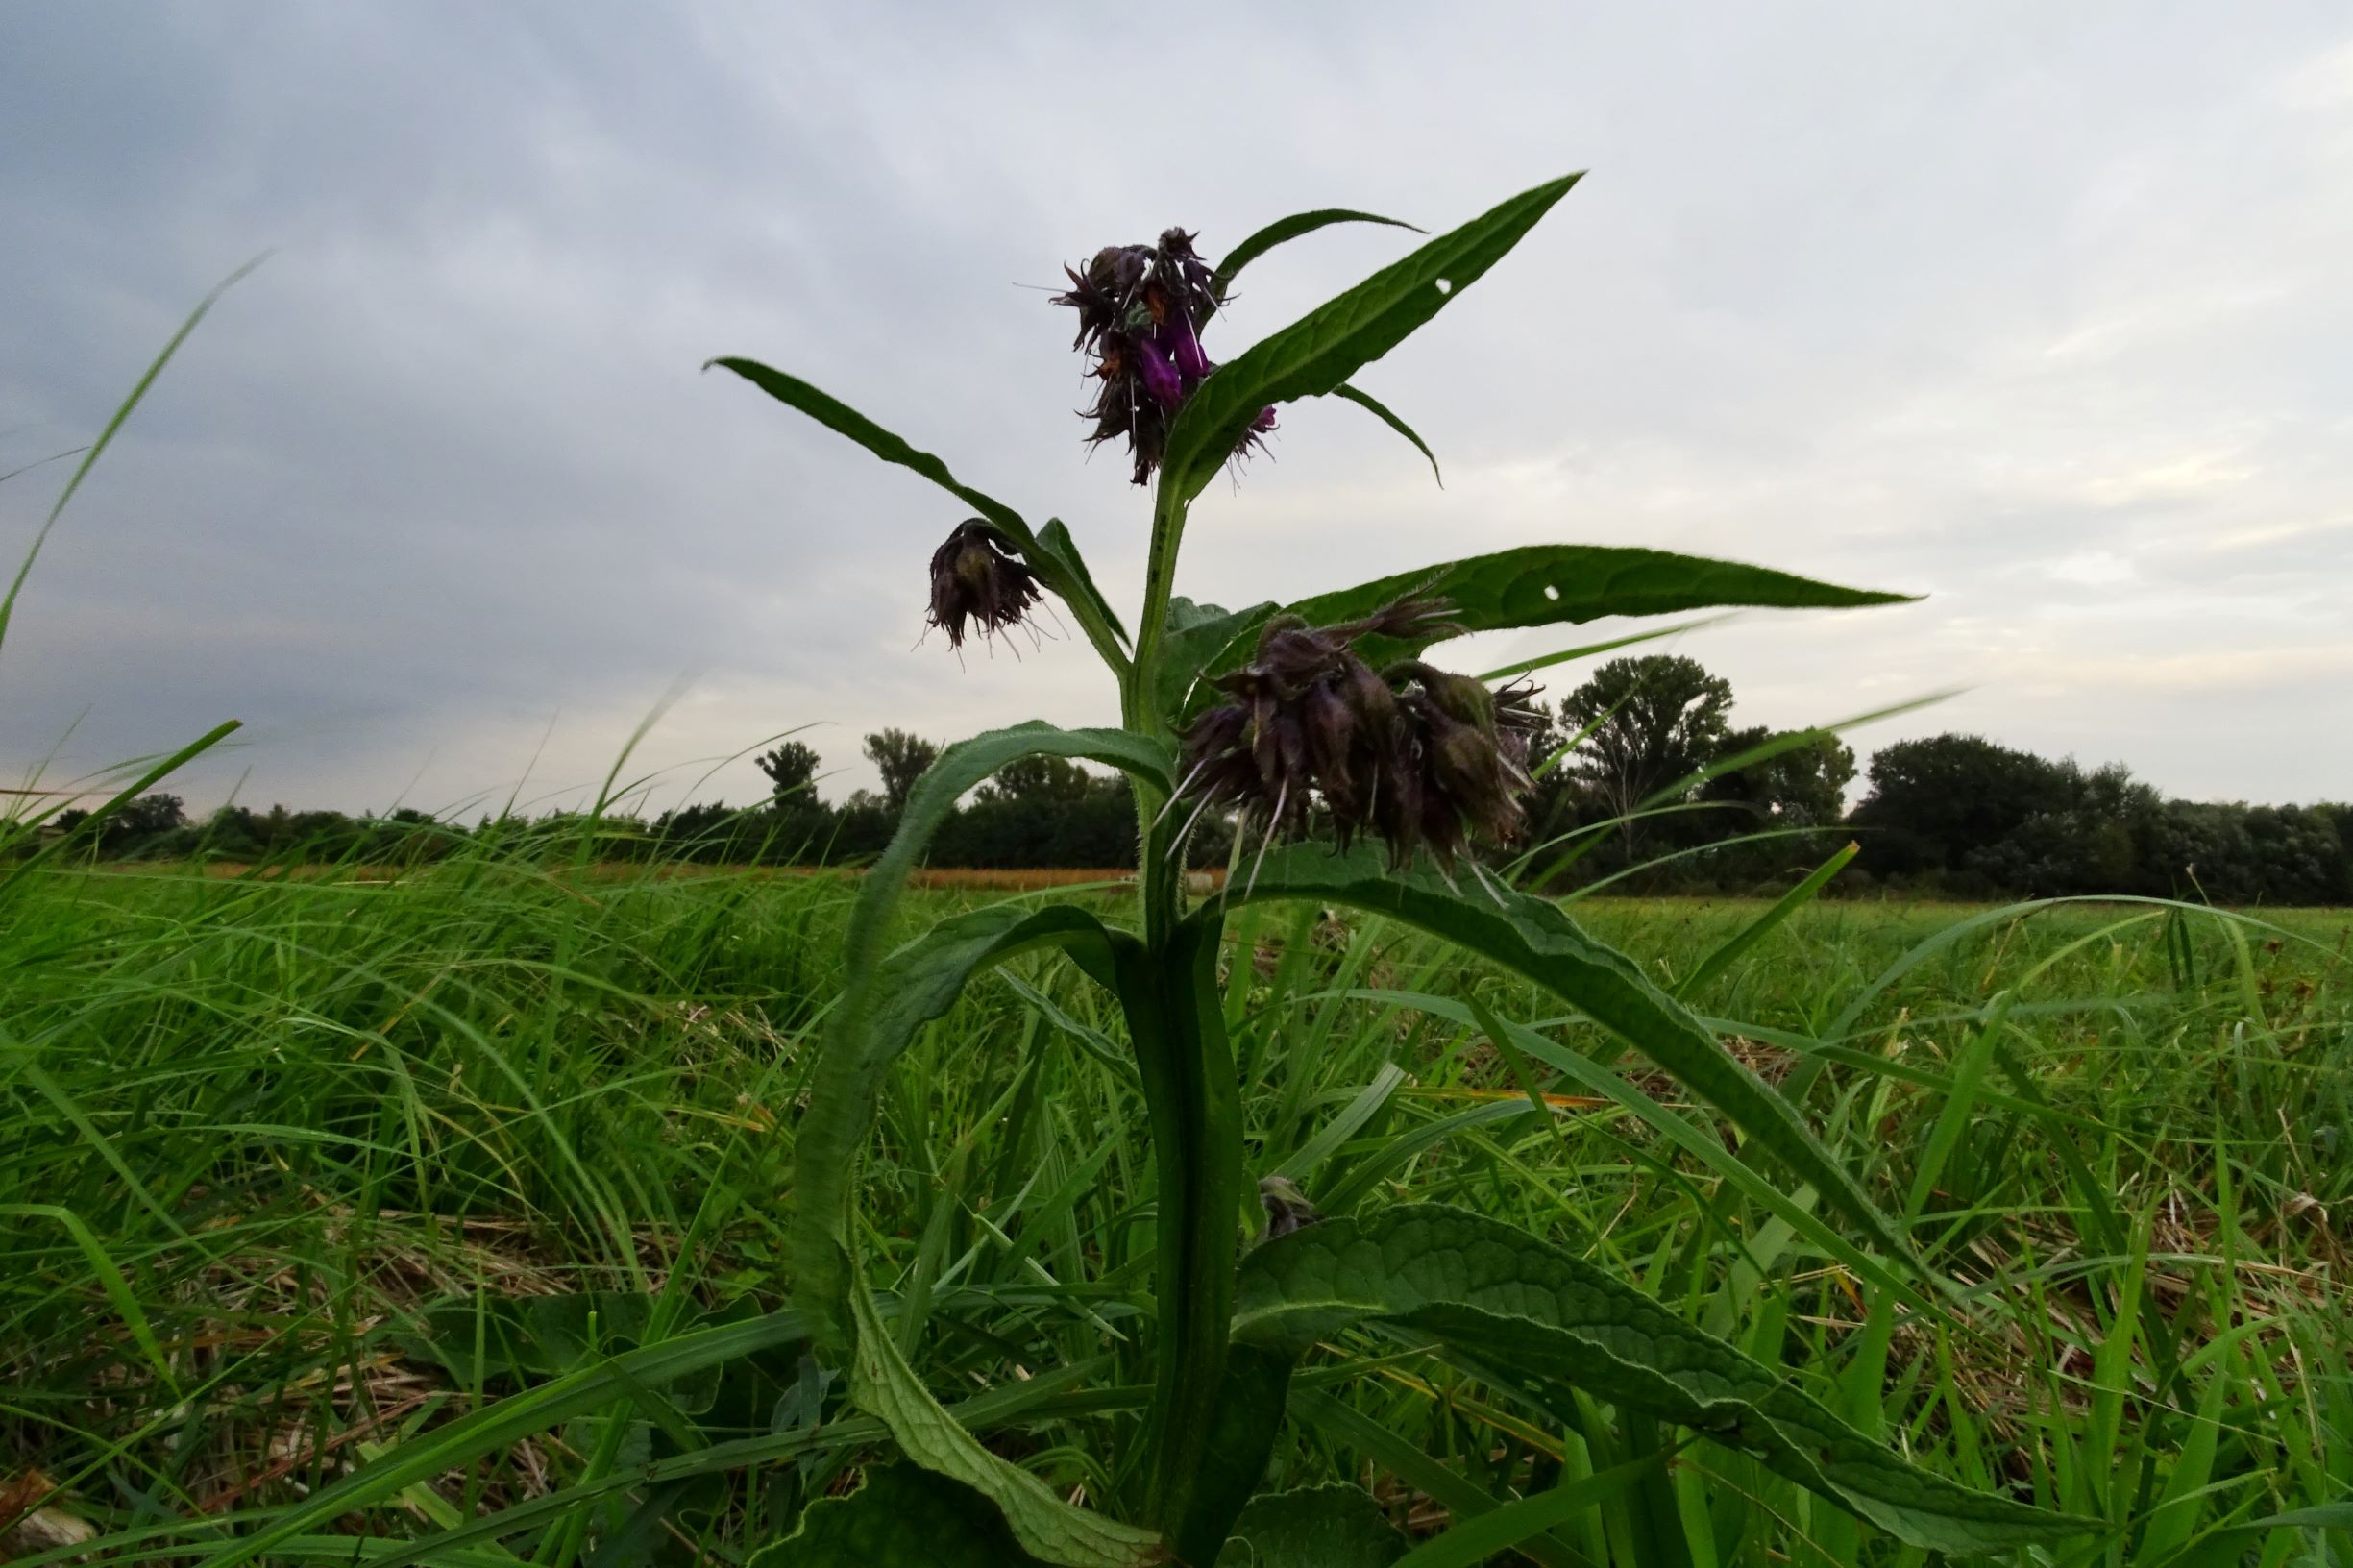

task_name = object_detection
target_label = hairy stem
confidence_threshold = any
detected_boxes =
[1115,919,1241,1535]
[1126,481,1189,741]
[1120,477,1242,1537]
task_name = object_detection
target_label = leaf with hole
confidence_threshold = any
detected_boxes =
[1162,175,1581,503]
[1181,545,1911,708]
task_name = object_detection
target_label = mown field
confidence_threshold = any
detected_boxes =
[1,849,2346,1564]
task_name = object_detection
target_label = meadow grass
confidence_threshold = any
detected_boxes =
[0,841,2346,1564]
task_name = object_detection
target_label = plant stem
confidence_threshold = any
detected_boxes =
[1127,483,1189,733]
[1121,476,1242,1534]
[1115,919,1241,1535]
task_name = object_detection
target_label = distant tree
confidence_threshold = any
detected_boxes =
[1960,759,2153,896]
[655,801,741,863]
[92,793,187,855]
[864,729,941,813]
[1702,726,1857,829]
[2242,804,2349,905]
[756,740,822,802]
[113,794,186,838]
[985,754,1094,805]
[1558,655,1735,855]
[834,789,900,857]
[1849,734,2074,880]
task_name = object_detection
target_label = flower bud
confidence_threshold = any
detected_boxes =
[925,519,1042,649]
[1410,664,1499,732]
[1258,1175,1323,1239]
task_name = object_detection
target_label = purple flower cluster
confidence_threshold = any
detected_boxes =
[1176,597,1543,872]
[925,518,1042,649]
[1053,230,1277,484]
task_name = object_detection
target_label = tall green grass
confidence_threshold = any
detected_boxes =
[0,834,2343,1562]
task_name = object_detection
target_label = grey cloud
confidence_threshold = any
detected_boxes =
[3,1,2348,814]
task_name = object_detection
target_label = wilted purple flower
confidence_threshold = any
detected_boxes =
[926,519,1042,649]
[1175,597,1538,872]
[1161,311,1211,383]
[1133,334,1183,409]
[1375,663,1542,869]
[1053,228,1275,485]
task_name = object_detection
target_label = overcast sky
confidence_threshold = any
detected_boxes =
[4,3,2349,818]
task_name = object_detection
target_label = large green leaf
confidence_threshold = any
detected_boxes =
[1161,175,1582,503]
[705,358,1129,662]
[1340,984,1925,1313]
[751,1461,1048,1566]
[795,899,1135,1351]
[847,1289,1164,1567]
[1234,1208,2094,1556]
[785,725,1176,1563]
[843,723,1170,992]
[1035,517,1128,647]
[783,902,1160,1567]
[1213,1483,1409,1568]
[1154,596,1276,720]
[1210,208,1425,304]
[1181,545,1911,707]
[1114,923,1247,1550]
[1206,843,1912,1266]
[1176,1345,1295,1565]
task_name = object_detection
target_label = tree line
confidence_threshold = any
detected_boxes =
[46,655,2351,904]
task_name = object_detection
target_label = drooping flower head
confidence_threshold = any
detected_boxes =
[1054,229,1278,484]
[1176,596,1540,872]
[926,519,1042,649]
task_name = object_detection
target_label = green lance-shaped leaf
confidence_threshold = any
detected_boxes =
[1161,174,1582,504]
[1212,1483,1409,1568]
[1036,516,1123,644]
[838,722,1175,1036]
[795,899,1135,1352]
[1234,1207,2095,1556]
[784,724,1178,1564]
[704,357,1129,663]
[1210,208,1426,305]
[1206,842,1911,1266]
[847,1287,1164,1567]
[1172,545,1912,715]
[785,901,1163,1568]
[1331,382,1442,486]
[750,1461,1052,1567]
[1174,1344,1296,1563]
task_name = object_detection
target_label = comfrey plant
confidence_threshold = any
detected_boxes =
[710,178,2090,1564]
